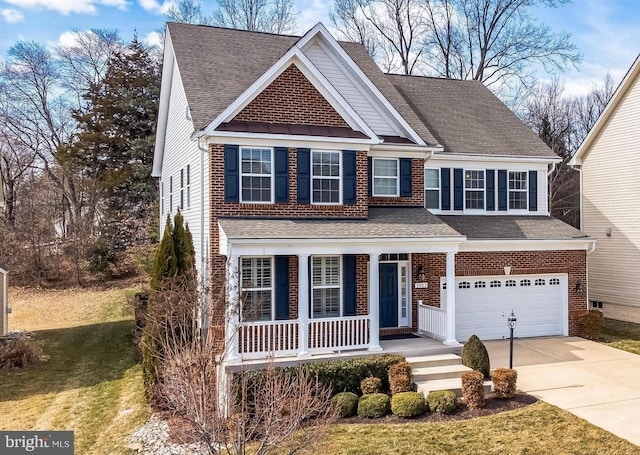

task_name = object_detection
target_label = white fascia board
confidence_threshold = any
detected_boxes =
[203,48,379,142]
[297,23,426,147]
[459,238,595,252]
[152,29,176,177]
[431,152,560,164]
[571,54,640,166]
[220,235,464,256]
[369,145,440,159]
[204,132,376,151]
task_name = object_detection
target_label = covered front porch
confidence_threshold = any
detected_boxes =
[218,208,466,364]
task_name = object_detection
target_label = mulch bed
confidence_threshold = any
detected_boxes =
[339,391,537,424]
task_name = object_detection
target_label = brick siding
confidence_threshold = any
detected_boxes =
[369,158,425,207]
[233,64,349,128]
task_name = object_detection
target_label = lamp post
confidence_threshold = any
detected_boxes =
[508,311,517,369]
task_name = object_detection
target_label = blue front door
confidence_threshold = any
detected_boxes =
[379,263,398,328]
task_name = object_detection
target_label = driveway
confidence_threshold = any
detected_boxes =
[484,336,640,446]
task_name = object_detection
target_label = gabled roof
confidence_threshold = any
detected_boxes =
[388,75,555,158]
[570,54,640,166]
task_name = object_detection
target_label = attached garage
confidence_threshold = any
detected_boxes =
[442,274,568,341]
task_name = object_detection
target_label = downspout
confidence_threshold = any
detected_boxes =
[197,133,208,333]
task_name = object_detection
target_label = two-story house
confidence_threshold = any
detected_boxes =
[152,22,593,363]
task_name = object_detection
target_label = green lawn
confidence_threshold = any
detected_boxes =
[0,287,149,454]
[314,402,639,455]
[602,317,640,355]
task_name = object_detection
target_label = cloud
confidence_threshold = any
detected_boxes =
[138,0,174,14]
[143,30,163,49]
[1,8,24,22]
[296,0,332,34]
[2,0,127,15]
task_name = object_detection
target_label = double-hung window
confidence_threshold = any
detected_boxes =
[508,171,527,210]
[241,257,273,321]
[311,151,340,204]
[169,176,173,212]
[241,147,272,202]
[372,158,398,196]
[465,170,485,210]
[424,168,440,209]
[312,256,341,318]
[186,164,191,209]
[180,168,184,209]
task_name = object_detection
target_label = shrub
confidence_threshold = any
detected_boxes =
[331,392,359,418]
[360,376,382,394]
[389,374,412,395]
[388,361,412,378]
[492,368,518,399]
[357,393,391,418]
[462,334,490,379]
[391,392,427,418]
[461,370,485,410]
[426,390,457,414]
[0,334,42,370]
[579,310,603,341]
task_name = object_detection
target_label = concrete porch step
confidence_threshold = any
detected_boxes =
[417,378,493,397]
[405,353,462,369]
[413,364,472,382]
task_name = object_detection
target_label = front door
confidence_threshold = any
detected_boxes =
[379,263,398,328]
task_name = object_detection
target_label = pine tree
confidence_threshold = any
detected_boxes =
[172,210,189,275]
[184,223,196,273]
[151,215,177,289]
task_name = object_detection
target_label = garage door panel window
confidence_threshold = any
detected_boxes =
[535,279,545,286]
[474,281,486,288]
[520,279,531,286]
[506,280,516,287]
[490,280,501,288]
[459,281,470,289]
[549,278,560,285]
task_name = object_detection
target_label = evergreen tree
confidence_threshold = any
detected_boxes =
[184,223,195,273]
[151,215,177,289]
[172,210,189,275]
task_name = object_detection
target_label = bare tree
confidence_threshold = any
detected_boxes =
[212,0,296,34]
[0,128,36,229]
[166,0,214,25]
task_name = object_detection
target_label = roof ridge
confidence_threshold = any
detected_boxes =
[386,73,484,84]
[166,21,302,39]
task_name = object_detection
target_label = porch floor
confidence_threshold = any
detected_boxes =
[228,334,462,371]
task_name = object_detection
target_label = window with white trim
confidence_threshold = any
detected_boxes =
[312,151,340,204]
[372,158,398,196]
[169,176,173,213]
[591,301,603,309]
[509,171,527,210]
[312,256,341,318]
[241,147,272,202]
[186,164,191,209]
[241,257,273,321]
[425,168,440,210]
[465,170,485,209]
[180,168,184,210]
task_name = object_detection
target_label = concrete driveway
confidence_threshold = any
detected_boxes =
[484,336,640,446]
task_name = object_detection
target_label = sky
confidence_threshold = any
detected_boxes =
[0,0,638,96]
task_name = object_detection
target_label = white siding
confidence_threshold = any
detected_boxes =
[426,158,549,215]
[160,61,210,280]
[303,40,400,136]
[582,73,640,313]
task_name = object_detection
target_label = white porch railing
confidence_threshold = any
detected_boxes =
[238,320,299,358]
[308,316,370,352]
[236,315,371,358]
[418,302,446,340]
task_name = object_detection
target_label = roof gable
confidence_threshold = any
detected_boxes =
[571,54,640,166]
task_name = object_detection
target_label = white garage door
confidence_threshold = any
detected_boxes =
[442,274,567,341]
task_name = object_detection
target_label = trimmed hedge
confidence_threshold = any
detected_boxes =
[389,374,412,395]
[579,310,603,340]
[360,376,383,394]
[391,392,427,418]
[426,390,457,414]
[331,392,359,418]
[357,393,391,418]
[492,368,518,399]
[462,334,491,379]
[461,370,485,410]
[388,361,412,378]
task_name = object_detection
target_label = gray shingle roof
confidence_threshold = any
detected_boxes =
[167,22,554,158]
[219,207,462,240]
[388,75,555,158]
[438,215,589,240]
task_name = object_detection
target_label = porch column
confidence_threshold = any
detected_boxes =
[443,251,459,346]
[225,255,241,362]
[297,254,310,358]
[368,253,382,351]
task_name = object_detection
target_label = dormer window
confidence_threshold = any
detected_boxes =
[465,170,485,210]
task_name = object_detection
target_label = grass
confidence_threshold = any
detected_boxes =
[313,402,639,455]
[0,287,149,454]
[601,317,640,355]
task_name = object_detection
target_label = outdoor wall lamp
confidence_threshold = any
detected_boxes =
[508,310,517,369]
[417,266,426,281]
[575,280,583,293]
